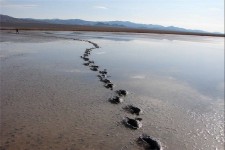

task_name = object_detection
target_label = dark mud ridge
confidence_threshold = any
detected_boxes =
[138,134,162,150]
[124,105,143,115]
[123,117,142,129]
[76,38,162,150]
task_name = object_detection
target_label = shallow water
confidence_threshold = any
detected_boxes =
[1,31,224,150]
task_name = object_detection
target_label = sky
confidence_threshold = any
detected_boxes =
[0,0,224,33]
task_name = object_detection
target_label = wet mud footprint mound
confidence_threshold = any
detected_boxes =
[83,62,90,66]
[104,83,114,90]
[97,74,110,81]
[90,65,99,71]
[116,89,128,97]
[100,78,111,84]
[124,105,143,115]
[138,134,162,150]
[83,60,95,66]
[81,56,89,61]
[123,117,142,129]
[99,69,107,75]
[109,96,123,104]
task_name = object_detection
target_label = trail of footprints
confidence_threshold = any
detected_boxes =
[77,39,162,150]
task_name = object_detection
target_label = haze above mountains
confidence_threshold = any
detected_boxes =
[1,14,212,34]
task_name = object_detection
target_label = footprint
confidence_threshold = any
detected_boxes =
[123,117,142,129]
[116,90,128,97]
[138,134,162,150]
[104,83,114,90]
[123,105,143,115]
[109,96,123,104]
[99,69,107,75]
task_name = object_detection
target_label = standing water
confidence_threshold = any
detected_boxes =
[1,31,224,150]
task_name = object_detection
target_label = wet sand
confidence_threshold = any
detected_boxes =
[0,31,224,150]
[0,31,144,150]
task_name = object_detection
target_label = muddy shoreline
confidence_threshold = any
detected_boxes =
[1,31,224,150]
[1,31,148,150]
[1,24,224,37]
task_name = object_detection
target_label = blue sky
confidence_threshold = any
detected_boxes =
[0,0,224,33]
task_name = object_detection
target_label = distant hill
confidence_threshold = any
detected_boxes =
[35,18,206,33]
[0,14,46,24]
[0,14,208,33]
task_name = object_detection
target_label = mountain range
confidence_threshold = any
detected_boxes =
[1,14,208,33]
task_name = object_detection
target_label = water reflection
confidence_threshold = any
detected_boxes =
[88,37,224,100]
[69,31,224,149]
[79,32,224,149]
[2,31,223,149]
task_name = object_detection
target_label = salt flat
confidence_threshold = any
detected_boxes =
[1,30,224,150]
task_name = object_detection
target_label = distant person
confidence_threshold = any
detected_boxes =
[16,29,19,34]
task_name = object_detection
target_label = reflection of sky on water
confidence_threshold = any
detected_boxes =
[82,33,223,149]
[9,30,223,101]
[1,31,224,149]
[89,37,224,100]
[30,32,225,149]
